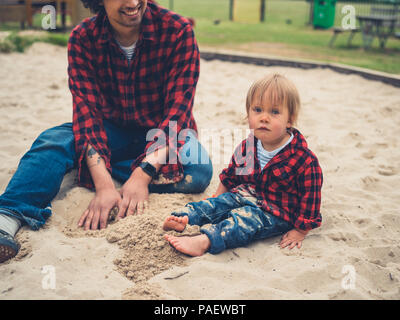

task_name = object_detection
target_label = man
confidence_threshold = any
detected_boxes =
[0,0,212,263]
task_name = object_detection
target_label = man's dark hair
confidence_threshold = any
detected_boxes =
[80,0,104,14]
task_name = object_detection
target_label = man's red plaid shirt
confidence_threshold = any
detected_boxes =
[219,129,323,231]
[67,1,199,189]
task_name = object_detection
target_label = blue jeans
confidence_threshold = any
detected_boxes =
[171,192,292,254]
[0,121,213,230]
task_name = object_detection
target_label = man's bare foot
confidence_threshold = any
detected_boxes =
[164,234,210,257]
[163,215,189,232]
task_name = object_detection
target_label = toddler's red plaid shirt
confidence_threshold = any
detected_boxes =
[68,1,199,189]
[219,128,323,231]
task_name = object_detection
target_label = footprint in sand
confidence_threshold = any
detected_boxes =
[353,218,372,229]
[380,213,400,234]
[360,143,390,160]
[46,94,61,99]
[49,83,59,90]
[374,142,389,149]
[362,149,376,160]
[380,106,396,117]
[364,246,398,268]
[326,231,359,243]
[377,165,397,176]
[348,132,362,140]
[361,176,380,190]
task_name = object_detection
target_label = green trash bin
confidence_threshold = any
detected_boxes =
[313,0,336,29]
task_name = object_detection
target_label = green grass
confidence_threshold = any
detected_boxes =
[0,32,68,53]
[1,0,399,74]
[0,13,69,52]
[193,18,400,73]
[157,0,400,74]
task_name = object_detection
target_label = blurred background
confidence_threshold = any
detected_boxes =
[0,0,399,73]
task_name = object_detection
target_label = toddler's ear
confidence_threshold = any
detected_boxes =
[287,115,295,128]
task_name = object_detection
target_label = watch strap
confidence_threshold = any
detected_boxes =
[138,161,157,179]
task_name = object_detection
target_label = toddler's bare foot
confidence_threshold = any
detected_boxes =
[164,234,210,257]
[163,215,188,232]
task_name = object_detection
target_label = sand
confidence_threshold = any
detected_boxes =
[0,42,399,300]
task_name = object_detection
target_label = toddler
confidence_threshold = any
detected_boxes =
[163,73,323,256]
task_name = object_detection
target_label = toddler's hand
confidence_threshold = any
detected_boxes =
[279,229,308,250]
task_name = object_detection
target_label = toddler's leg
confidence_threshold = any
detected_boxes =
[163,194,290,257]
[200,205,292,254]
[164,192,243,231]
[163,193,244,256]
[164,204,266,257]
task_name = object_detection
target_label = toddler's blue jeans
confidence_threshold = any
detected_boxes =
[0,121,213,230]
[171,192,292,254]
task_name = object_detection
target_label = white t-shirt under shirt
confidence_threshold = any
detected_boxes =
[117,41,137,62]
[257,132,294,170]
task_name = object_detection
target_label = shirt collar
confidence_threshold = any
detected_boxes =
[97,4,156,46]
[252,128,303,170]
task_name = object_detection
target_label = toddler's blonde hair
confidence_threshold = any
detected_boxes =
[246,73,300,126]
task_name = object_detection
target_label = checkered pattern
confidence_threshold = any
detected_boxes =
[68,1,200,189]
[219,128,323,231]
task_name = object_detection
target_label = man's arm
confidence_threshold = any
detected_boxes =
[68,27,112,190]
[85,144,114,190]
[130,23,200,185]
[78,144,121,230]
[118,23,200,217]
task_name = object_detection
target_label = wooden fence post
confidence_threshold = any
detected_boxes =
[26,0,32,27]
[260,0,266,22]
[229,0,235,21]
[308,0,314,25]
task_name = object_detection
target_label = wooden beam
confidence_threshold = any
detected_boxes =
[70,0,79,26]
[26,0,32,27]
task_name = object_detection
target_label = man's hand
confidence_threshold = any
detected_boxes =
[279,228,308,250]
[116,146,168,219]
[117,167,150,219]
[78,187,122,230]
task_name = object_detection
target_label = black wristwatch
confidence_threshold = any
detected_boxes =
[138,161,157,179]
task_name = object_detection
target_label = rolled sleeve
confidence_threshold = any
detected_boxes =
[131,24,200,184]
[293,161,323,231]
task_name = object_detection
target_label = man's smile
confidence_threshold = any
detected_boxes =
[120,3,142,18]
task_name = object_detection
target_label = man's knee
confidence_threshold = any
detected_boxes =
[31,123,75,160]
[184,162,213,193]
